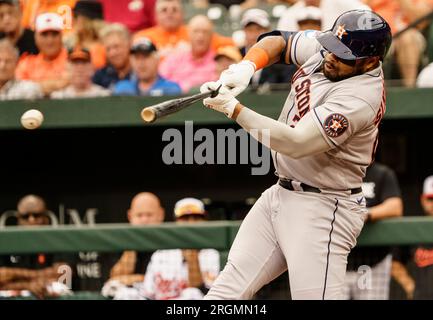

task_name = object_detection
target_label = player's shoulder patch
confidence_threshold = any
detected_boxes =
[323,113,349,138]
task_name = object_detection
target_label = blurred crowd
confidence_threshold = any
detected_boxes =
[1,170,433,300]
[1,0,433,102]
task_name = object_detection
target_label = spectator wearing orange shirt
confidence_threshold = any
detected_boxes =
[134,0,234,59]
[16,13,69,96]
[159,15,218,93]
[64,0,106,69]
[134,0,189,59]
[366,0,433,87]
[20,0,76,31]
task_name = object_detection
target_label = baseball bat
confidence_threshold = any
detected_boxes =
[141,85,221,123]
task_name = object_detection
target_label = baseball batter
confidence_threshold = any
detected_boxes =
[200,10,392,300]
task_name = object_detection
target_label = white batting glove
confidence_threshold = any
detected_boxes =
[200,82,239,118]
[220,60,256,97]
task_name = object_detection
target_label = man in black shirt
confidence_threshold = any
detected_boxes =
[343,162,403,300]
[0,0,38,57]
[0,195,67,299]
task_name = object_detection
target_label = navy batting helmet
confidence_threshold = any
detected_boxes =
[317,10,392,61]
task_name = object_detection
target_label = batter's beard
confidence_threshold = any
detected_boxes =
[321,60,364,82]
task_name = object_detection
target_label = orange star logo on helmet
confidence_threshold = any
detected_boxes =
[335,25,348,40]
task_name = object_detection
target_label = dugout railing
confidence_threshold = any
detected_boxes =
[0,217,432,299]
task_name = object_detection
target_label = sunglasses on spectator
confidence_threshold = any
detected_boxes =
[18,212,47,220]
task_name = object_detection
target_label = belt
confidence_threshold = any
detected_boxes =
[278,179,362,195]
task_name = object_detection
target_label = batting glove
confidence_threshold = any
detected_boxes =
[201,82,239,118]
[220,60,256,97]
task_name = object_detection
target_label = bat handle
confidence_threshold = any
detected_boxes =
[209,84,222,98]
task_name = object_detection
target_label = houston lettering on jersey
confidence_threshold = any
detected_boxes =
[291,78,312,128]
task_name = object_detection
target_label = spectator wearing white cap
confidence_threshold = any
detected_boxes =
[421,176,433,216]
[15,12,69,96]
[240,8,294,86]
[139,198,220,300]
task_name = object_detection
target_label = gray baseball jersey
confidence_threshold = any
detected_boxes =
[205,30,382,300]
[274,30,385,190]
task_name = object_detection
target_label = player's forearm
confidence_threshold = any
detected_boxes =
[0,267,37,283]
[391,260,415,298]
[369,197,403,221]
[247,36,287,68]
[235,105,329,158]
[110,251,136,277]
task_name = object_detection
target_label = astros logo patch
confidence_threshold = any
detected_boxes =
[323,113,349,138]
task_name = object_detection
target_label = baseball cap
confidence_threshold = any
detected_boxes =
[423,176,433,198]
[174,198,206,219]
[241,9,270,28]
[35,13,64,33]
[296,6,322,23]
[214,46,242,63]
[68,47,91,62]
[130,38,157,55]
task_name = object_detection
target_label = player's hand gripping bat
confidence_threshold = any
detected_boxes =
[140,85,221,123]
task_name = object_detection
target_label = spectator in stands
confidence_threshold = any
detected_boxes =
[277,0,369,32]
[392,175,433,299]
[64,0,106,69]
[0,195,70,299]
[20,0,76,31]
[214,46,242,77]
[101,192,165,299]
[0,0,38,57]
[134,0,189,59]
[366,0,433,87]
[0,39,42,100]
[15,12,69,96]
[114,38,181,96]
[141,198,220,300]
[93,23,132,89]
[159,15,218,93]
[240,8,294,86]
[51,47,109,98]
[99,0,156,33]
[343,162,403,300]
[134,0,234,59]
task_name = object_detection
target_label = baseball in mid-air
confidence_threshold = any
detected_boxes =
[20,109,44,130]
